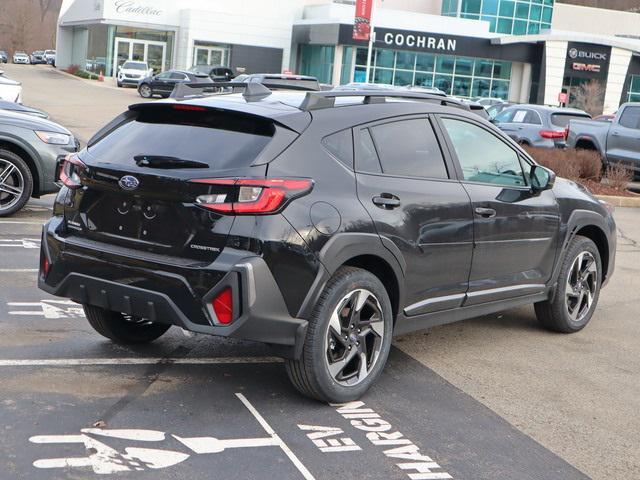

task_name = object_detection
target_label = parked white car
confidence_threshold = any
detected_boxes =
[12,52,30,64]
[43,49,56,65]
[0,71,22,103]
[116,61,152,87]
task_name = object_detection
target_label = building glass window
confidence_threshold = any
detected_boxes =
[354,48,512,100]
[627,76,640,103]
[442,0,554,35]
[299,45,335,84]
[340,46,354,85]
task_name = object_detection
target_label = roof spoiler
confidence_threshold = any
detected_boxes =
[170,82,273,101]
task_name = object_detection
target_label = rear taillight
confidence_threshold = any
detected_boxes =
[59,154,86,189]
[539,130,566,139]
[41,254,50,278]
[192,178,314,215]
[212,287,233,324]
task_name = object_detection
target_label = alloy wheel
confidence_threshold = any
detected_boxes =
[324,289,385,386]
[0,159,24,213]
[140,85,152,98]
[565,251,598,323]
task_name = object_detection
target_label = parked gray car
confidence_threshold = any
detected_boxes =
[567,102,640,176]
[492,104,590,148]
[0,110,78,215]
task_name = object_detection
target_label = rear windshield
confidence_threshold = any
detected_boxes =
[122,62,147,70]
[550,113,590,128]
[88,107,275,170]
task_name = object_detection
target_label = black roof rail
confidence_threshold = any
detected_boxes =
[170,81,273,101]
[299,90,467,112]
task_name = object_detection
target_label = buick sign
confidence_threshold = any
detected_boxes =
[118,175,140,191]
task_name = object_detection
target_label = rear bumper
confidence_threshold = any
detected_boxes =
[38,218,308,358]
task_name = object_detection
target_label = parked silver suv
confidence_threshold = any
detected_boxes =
[492,104,590,148]
[0,110,78,215]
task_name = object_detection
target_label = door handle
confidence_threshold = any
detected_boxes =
[372,194,401,209]
[474,207,496,218]
[611,131,620,136]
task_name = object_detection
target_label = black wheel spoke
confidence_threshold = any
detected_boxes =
[565,251,597,323]
[325,288,385,386]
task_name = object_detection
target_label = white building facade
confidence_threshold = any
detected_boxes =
[56,0,640,113]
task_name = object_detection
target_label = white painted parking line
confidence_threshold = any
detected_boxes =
[236,393,316,480]
[0,269,38,272]
[0,221,44,225]
[0,238,40,248]
[8,300,84,318]
[0,357,283,367]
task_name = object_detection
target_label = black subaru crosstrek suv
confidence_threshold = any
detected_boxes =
[39,87,616,403]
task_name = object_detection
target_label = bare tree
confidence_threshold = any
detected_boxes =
[573,79,605,117]
[38,0,55,23]
[12,3,31,52]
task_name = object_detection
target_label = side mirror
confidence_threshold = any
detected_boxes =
[530,165,556,192]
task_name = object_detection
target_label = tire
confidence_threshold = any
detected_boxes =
[285,266,393,403]
[138,83,152,98]
[117,81,122,88]
[535,235,602,333]
[0,149,33,217]
[83,304,170,344]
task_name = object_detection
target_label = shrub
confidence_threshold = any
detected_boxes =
[603,163,633,192]
[66,64,80,75]
[73,70,99,80]
[523,146,602,182]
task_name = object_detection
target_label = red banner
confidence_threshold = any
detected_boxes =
[353,0,373,41]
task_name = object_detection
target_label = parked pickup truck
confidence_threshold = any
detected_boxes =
[567,102,640,175]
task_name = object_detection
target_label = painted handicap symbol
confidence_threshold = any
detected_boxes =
[30,427,280,474]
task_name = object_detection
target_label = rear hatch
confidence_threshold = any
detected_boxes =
[64,104,278,264]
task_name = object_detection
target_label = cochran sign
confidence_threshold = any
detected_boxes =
[381,32,456,52]
[353,0,373,41]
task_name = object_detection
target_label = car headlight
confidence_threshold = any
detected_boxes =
[34,130,70,145]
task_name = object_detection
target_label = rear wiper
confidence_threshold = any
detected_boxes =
[134,155,208,169]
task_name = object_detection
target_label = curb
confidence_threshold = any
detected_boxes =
[595,195,640,208]
[50,66,120,90]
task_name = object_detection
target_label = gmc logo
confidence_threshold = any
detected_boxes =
[572,63,601,73]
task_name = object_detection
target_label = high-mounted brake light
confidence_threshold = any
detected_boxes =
[59,154,86,189]
[192,178,314,214]
[172,104,207,111]
[539,130,566,139]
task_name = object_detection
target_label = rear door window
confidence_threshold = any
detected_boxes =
[88,107,274,170]
[323,129,353,169]
[368,118,449,179]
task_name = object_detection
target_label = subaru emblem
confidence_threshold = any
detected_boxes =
[118,175,139,191]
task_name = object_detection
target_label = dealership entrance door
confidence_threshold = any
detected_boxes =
[114,38,166,74]
[562,76,604,116]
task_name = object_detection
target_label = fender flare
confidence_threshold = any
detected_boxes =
[296,232,406,319]
[0,133,43,194]
[549,209,611,293]
[574,135,603,156]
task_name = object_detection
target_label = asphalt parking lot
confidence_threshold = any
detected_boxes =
[1,64,639,479]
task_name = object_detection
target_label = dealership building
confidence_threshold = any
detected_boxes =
[57,0,640,113]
